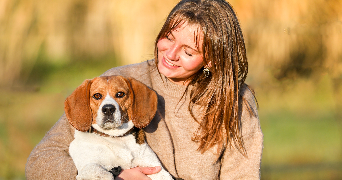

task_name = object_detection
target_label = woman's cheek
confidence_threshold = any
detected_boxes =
[157,38,168,51]
[182,56,204,71]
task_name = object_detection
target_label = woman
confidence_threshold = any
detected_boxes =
[26,0,263,179]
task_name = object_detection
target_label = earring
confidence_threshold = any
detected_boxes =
[203,67,210,78]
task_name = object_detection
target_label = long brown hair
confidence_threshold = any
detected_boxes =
[154,0,250,155]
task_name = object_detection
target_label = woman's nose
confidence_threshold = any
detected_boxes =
[165,44,179,61]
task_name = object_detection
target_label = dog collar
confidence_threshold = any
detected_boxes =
[90,127,137,138]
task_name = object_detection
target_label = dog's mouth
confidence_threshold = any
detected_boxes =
[101,116,120,130]
[93,100,134,137]
[101,113,130,130]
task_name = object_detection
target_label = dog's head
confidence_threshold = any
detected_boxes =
[64,76,158,136]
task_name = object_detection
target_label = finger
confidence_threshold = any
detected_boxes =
[139,166,161,175]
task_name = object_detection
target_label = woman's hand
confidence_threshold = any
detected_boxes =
[115,166,162,180]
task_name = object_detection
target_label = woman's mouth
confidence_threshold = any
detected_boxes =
[163,57,179,68]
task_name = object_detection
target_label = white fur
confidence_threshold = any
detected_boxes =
[69,94,173,180]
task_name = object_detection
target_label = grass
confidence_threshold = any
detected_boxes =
[0,90,61,179]
[256,75,342,179]
[262,111,341,163]
[1,58,341,179]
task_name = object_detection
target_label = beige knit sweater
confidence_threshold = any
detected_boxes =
[26,60,263,180]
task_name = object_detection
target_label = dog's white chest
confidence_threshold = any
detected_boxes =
[69,130,173,180]
[70,130,140,170]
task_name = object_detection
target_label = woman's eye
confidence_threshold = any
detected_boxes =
[92,93,102,100]
[185,51,193,57]
[116,92,126,98]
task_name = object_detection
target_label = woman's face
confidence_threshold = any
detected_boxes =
[157,23,204,85]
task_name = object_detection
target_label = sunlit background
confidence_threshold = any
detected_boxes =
[0,0,341,179]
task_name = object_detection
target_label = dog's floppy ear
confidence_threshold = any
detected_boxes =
[126,78,158,129]
[64,79,93,132]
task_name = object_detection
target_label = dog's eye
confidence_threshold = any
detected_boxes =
[92,93,102,100]
[115,92,125,98]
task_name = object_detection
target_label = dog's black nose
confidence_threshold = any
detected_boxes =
[102,104,116,116]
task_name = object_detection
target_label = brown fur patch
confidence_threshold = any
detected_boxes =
[136,128,146,145]
[64,79,92,132]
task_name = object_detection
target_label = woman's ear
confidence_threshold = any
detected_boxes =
[126,77,158,129]
[64,79,93,132]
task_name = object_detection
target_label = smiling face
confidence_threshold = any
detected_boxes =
[157,23,204,85]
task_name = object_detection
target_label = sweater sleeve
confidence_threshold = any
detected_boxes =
[220,86,263,179]
[25,115,77,180]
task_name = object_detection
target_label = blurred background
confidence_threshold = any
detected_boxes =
[0,0,341,179]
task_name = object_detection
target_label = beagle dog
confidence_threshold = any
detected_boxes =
[64,75,173,180]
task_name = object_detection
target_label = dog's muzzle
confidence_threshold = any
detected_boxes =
[102,104,116,124]
[100,103,122,129]
[96,95,122,130]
